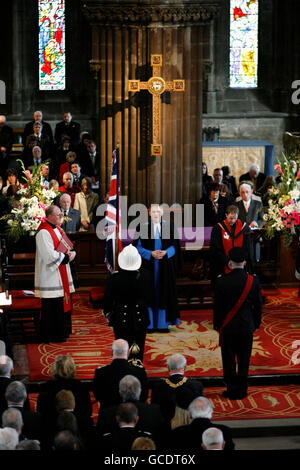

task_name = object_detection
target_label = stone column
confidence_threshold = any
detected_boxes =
[82,1,220,206]
[11,0,25,116]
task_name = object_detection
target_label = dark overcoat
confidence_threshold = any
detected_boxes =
[103,269,150,334]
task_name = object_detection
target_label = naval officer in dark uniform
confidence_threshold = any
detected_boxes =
[213,247,263,400]
[103,244,150,361]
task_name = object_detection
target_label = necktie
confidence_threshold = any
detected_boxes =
[90,154,96,169]
[61,212,67,231]
[212,200,218,214]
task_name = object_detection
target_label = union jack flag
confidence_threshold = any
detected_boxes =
[104,147,122,272]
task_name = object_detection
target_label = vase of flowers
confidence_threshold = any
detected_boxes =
[263,154,300,247]
[0,160,58,244]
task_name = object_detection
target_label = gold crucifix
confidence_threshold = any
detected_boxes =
[128,54,185,156]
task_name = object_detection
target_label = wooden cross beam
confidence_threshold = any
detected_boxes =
[128,54,185,156]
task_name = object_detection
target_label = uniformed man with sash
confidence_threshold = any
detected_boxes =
[213,247,262,400]
[35,205,76,343]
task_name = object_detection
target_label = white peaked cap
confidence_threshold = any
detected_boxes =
[118,244,142,271]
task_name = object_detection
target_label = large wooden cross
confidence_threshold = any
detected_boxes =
[128,54,185,156]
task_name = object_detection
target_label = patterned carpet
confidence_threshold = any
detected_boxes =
[206,385,300,421]
[28,385,300,422]
[145,288,300,377]
[27,288,300,381]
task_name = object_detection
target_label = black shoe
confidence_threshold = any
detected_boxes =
[222,390,247,400]
[157,328,169,333]
[230,392,247,400]
[235,389,248,399]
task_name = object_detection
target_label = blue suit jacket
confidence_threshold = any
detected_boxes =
[63,207,81,233]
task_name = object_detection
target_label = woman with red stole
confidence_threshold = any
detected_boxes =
[209,205,254,288]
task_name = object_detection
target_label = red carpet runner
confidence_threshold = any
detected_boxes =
[206,385,300,421]
[27,288,300,381]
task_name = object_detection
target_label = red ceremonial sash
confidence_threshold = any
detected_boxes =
[218,219,245,274]
[219,274,254,346]
[37,221,71,312]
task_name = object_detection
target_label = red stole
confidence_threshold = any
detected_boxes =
[218,219,245,274]
[37,221,71,312]
[219,273,254,346]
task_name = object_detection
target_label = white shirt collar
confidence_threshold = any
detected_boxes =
[153,222,161,236]
[243,199,251,208]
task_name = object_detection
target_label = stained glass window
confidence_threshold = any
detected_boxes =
[39,0,66,90]
[229,0,258,88]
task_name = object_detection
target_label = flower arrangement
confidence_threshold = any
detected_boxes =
[263,154,300,246]
[1,160,58,243]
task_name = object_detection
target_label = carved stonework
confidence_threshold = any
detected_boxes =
[81,1,214,205]
[203,59,213,80]
[81,2,220,26]
[89,59,101,79]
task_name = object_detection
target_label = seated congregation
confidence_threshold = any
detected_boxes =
[200,162,268,228]
[0,110,274,235]
[0,342,234,452]
[0,109,276,245]
[0,112,104,231]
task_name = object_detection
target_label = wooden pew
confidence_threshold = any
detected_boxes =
[2,253,36,290]
[0,252,41,343]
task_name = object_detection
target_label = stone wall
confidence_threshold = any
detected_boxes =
[2,0,300,166]
[202,0,300,163]
[202,114,288,163]
[82,1,221,206]
[1,0,96,137]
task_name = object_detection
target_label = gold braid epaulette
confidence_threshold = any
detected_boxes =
[164,377,188,388]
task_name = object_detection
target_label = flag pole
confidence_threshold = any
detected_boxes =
[114,140,120,272]
[104,142,121,274]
